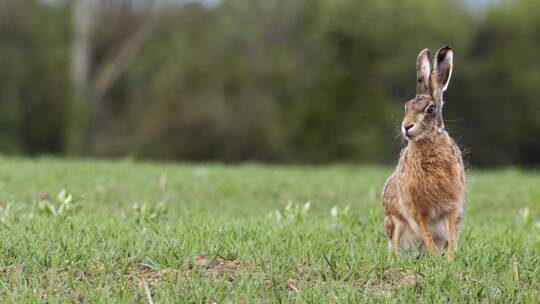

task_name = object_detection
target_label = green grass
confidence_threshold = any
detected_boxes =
[0,156,539,303]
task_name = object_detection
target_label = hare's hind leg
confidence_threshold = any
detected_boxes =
[384,216,395,253]
[391,217,405,254]
[385,216,404,254]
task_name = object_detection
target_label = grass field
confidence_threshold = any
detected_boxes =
[0,157,539,303]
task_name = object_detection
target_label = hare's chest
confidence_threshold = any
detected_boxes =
[397,158,460,216]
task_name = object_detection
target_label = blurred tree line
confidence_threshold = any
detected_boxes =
[0,0,539,167]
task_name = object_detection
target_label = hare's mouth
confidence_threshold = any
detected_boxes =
[403,129,424,141]
[404,133,416,141]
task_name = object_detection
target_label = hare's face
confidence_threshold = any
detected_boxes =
[401,46,454,141]
[401,95,438,141]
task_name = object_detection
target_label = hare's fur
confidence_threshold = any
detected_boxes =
[382,47,465,260]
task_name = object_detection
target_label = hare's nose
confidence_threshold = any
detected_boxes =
[404,124,414,132]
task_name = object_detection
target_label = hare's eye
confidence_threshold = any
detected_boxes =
[426,105,435,115]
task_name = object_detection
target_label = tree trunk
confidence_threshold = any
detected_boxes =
[66,0,159,156]
[66,0,94,155]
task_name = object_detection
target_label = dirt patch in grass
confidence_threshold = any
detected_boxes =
[124,263,178,286]
[186,253,240,277]
[1,265,20,280]
[122,253,242,287]
[368,269,422,295]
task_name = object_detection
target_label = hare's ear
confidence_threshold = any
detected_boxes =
[431,46,453,94]
[416,48,431,95]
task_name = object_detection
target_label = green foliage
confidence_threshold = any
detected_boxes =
[0,0,539,166]
[0,202,11,223]
[132,202,167,225]
[272,201,312,225]
[330,205,351,222]
[455,0,540,166]
[0,0,70,154]
[32,189,80,219]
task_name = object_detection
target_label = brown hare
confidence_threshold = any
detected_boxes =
[382,46,465,261]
